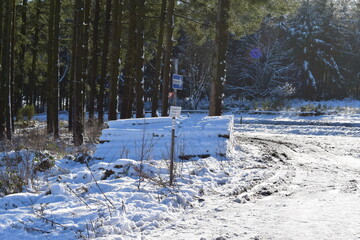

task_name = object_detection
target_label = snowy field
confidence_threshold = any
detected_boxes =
[1,104,360,239]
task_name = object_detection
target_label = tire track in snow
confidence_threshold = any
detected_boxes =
[146,133,360,240]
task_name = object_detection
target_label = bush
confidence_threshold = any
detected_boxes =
[23,105,35,121]
[0,171,25,195]
[0,150,56,196]
[253,98,289,111]
[17,105,35,122]
[16,108,23,121]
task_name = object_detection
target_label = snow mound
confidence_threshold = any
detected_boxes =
[93,115,234,162]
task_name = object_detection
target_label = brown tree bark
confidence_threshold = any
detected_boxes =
[120,0,137,119]
[29,0,41,106]
[82,0,91,123]
[209,0,230,116]
[0,0,3,60]
[14,0,27,126]
[135,0,145,118]
[73,0,85,146]
[151,0,166,117]
[47,0,55,134]
[98,0,112,125]
[9,0,15,137]
[53,0,61,138]
[46,0,61,138]
[0,0,11,140]
[108,0,123,121]
[88,0,101,124]
[161,0,175,117]
[68,8,77,132]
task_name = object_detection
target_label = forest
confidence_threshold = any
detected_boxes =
[0,0,359,144]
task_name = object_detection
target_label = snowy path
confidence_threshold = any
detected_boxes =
[146,132,360,240]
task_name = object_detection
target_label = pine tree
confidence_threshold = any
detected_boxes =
[28,0,41,106]
[47,0,61,138]
[209,0,230,116]
[73,0,85,146]
[9,0,15,136]
[0,0,13,140]
[121,0,137,119]
[108,0,123,121]
[135,0,145,118]
[161,0,175,117]
[98,0,112,125]
[88,0,101,123]
[47,0,55,134]
[288,0,345,99]
[14,0,28,125]
[151,0,166,117]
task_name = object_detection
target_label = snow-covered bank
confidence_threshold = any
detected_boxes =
[0,115,239,239]
[1,110,360,239]
[93,115,234,161]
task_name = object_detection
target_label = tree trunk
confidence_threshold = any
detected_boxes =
[209,0,230,116]
[46,0,60,138]
[83,0,91,123]
[108,0,123,121]
[47,0,55,134]
[151,0,166,117]
[0,0,3,60]
[88,0,101,124]
[0,0,10,140]
[161,0,175,117]
[53,0,61,138]
[120,0,137,119]
[98,0,112,125]
[68,18,76,132]
[15,0,27,124]
[8,0,15,138]
[29,0,40,107]
[135,0,145,118]
[73,0,85,146]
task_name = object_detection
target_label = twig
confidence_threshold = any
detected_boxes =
[18,221,51,234]
[85,161,116,210]
[64,183,92,209]
[34,213,69,230]
[174,13,215,28]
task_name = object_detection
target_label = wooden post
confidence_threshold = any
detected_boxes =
[169,116,175,185]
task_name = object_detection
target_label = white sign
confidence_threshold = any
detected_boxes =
[169,106,182,118]
[172,74,183,90]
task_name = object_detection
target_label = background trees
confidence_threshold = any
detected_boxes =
[0,0,358,144]
[226,0,359,101]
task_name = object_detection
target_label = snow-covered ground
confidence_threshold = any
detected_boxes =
[1,107,360,239]
[148,134,360,239]
[93,115,234,161]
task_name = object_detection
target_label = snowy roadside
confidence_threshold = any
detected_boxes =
[146,116,360,240]
[1,112,360,239]
[0,115,244,239]
[0,138,280,239]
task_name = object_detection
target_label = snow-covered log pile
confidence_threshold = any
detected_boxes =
[93,115,234,161]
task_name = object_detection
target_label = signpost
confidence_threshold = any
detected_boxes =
[172,74,183,106]
[172,74,183,90]
[169,106,182,118]
[169,106,182,185]
[168,59,183,185]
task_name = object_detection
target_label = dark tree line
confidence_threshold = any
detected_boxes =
[226,0,360,101]
[4,0,350,144]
